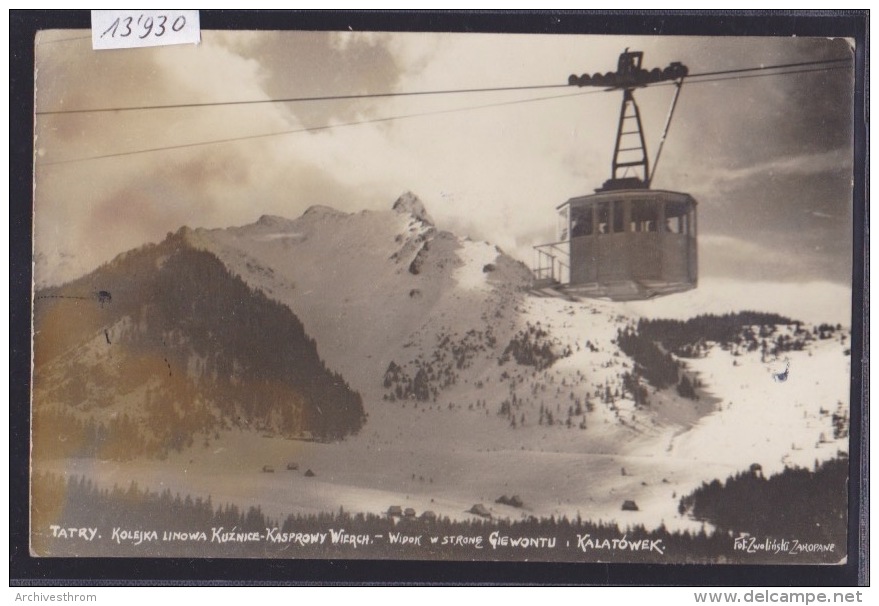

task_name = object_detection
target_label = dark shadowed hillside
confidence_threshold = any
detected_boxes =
[32,230,365,460]
[678,456,848,546]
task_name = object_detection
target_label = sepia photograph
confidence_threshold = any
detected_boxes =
[24,15,862,572]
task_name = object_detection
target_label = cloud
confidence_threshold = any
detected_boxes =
[699,234,851,285]
[685,148,852,198]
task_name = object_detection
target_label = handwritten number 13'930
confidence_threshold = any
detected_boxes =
[100,14,186,39]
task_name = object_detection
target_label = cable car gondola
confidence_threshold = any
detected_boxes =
[534,50,697,301]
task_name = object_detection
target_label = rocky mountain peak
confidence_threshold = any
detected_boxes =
[392,191,434,226]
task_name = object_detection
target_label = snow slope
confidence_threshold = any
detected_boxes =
[186,193,532,392]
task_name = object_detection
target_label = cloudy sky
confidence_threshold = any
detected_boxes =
[33,29,855,288]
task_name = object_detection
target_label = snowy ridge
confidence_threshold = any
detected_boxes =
[619,278,852,327]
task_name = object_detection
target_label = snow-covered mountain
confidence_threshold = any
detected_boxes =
[185,191,533,392]
[32,193,852,532]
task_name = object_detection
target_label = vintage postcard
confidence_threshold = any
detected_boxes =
[29,25,858,566]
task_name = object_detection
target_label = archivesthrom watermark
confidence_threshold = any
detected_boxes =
[14,592,97,602]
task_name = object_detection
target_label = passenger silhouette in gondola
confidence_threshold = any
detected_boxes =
[96,290,112,307]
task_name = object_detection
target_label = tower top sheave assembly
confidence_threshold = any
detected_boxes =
[568,49,689,193]
[567,49,688,90]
